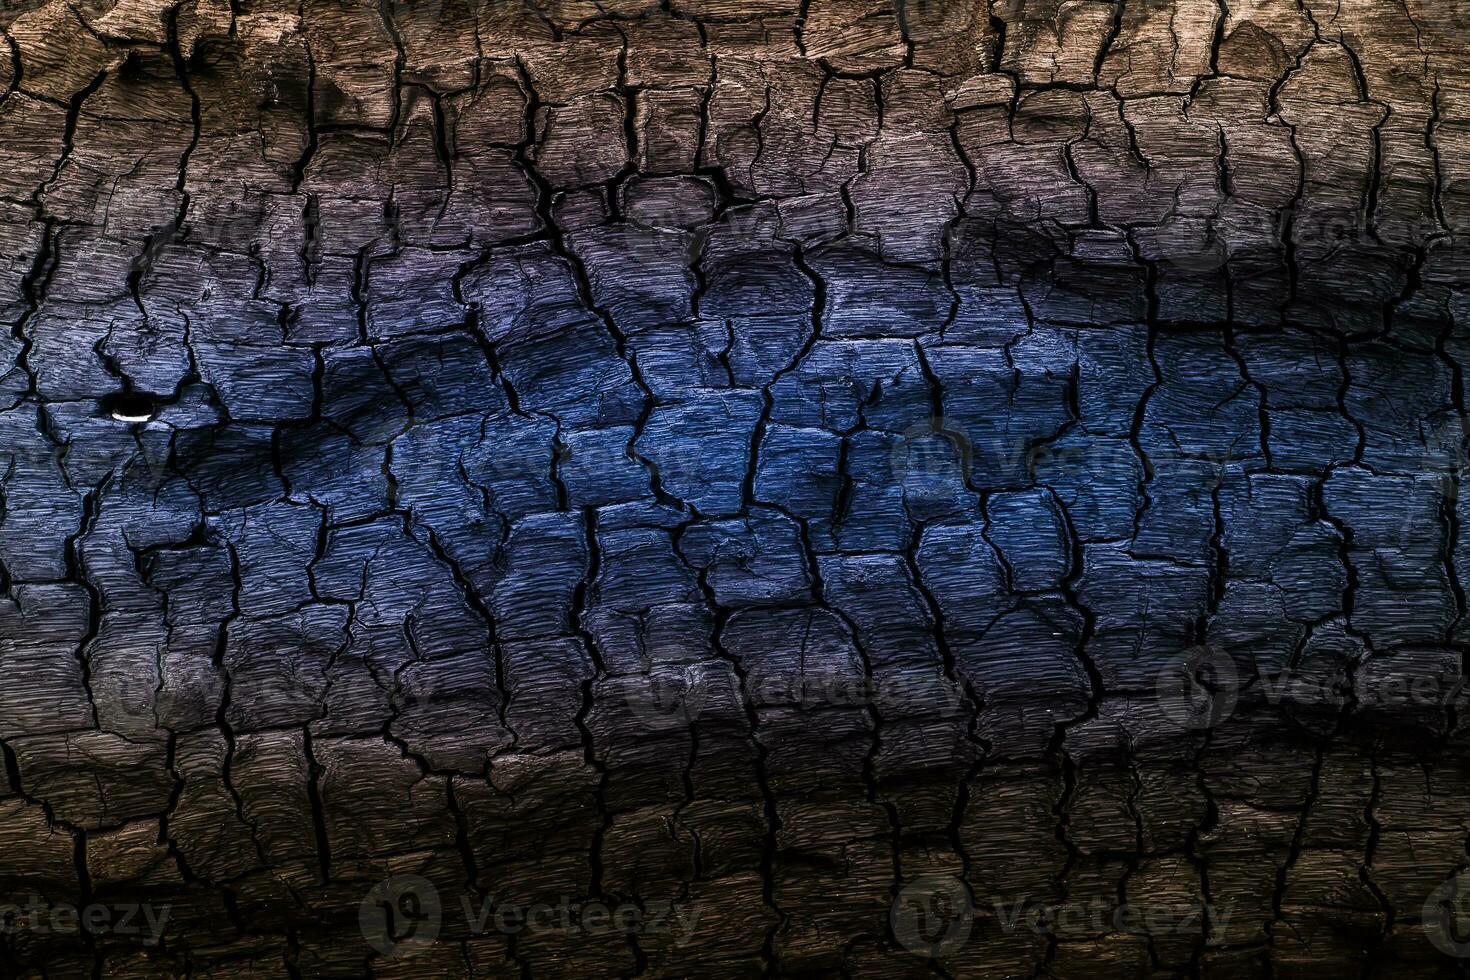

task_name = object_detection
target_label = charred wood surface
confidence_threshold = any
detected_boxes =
[1,0,1470,976]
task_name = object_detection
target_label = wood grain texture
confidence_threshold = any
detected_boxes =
[0,0,1469,975]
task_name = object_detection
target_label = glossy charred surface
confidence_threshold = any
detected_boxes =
[1,0,1470,976]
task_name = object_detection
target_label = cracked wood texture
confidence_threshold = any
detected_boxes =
[3,0,1470,976]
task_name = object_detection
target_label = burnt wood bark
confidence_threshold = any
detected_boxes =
[1,0,1469,976]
